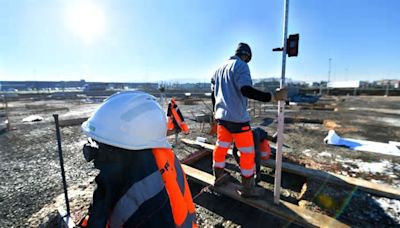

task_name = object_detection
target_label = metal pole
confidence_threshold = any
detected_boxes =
[327,58,332,95]
[53,114,71,216]
[274,0,289,205]
[160,93,165,110]
[175,131,179,145]
[385,81,389,97]
[4,97,10,131]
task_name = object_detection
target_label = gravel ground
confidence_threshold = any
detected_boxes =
[1,95,400,227]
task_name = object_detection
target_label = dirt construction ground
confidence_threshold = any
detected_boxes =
[1,94,400,227]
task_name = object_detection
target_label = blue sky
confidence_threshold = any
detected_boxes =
[0,0,399,83]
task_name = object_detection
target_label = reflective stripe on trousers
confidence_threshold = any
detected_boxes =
[237,145,254,154]
[213,161,225,168]
[213,124,255,177]
[241,165,255,177]
[216,140,231,148]
[109,171,165,228]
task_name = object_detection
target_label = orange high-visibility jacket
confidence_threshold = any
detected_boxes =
[167,98,189,134]
[153,148,197,228]
[84,148,197,228]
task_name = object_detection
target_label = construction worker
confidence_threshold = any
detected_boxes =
[211,42,287,198]
[167,98,190,135]
[80,91,196,227]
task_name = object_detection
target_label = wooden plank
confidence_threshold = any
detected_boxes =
[182,164,348,228]
[284,117,323,124]
[181,149,212,165]
[261,159,400,200]
[181,138,215,151]
[59,117,88,127]
[181,138,400,200]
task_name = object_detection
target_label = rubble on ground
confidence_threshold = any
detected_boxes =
[1,95,399,227]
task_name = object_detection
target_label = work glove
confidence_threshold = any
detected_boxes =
[273,87,288,101]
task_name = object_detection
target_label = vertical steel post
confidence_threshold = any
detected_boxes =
[53,114,71,216]
[274,0,290,205]
[175,131,179,145]
[4,97,10,131]
[385,81,389,97]
[160,93,165,110]
[327,58,332,95]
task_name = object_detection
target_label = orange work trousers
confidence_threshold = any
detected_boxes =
[259,139,271,160]
[213,124,255,177]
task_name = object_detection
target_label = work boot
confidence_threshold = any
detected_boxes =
[237,175,264,198]
[213,168,231,187]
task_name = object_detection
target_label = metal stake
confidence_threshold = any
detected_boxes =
[175,131,179,145]
[327,58,332,95]
[4,96,10,131]
[160,92,165,110]
[274,0,290,205]
[53,114,71,216]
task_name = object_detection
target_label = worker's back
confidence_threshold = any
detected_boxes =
[86,145,176,227]
[212,56,253,123]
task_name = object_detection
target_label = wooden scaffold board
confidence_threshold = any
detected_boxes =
[181,138,400,200]
[182,164,348,228]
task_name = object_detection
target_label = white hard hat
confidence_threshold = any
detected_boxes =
[81,91,171,150]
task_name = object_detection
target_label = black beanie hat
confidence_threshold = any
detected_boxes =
[235,42,252,62]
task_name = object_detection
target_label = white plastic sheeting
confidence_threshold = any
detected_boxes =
[324,130,400,157]
[22,115,43,122]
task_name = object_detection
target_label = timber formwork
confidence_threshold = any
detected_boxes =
[180,138,400,227]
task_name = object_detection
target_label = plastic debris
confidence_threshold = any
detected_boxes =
[22,115,44,122]
[324,130,400,156]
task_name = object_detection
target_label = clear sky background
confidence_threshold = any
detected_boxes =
[0,0,399,83]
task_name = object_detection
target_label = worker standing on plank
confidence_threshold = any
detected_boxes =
[80,91,196,228]
[211,42,287,198]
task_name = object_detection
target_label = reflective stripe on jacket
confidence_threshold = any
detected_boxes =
[109,170,166,227]
[107,148,196,228]
[153,148,197,228]
[87,147,174,228]
[167,98,189,134]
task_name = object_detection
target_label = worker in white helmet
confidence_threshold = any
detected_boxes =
[80,91,196,228]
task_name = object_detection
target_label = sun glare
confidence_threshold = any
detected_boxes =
[65,1,105,44]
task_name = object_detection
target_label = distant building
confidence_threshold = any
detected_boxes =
[327,80,360,88]
[374,79,400,88]
[254,78,300,98]
[83,83,107,92]
[0,81,86,91]
[0,81,158,91]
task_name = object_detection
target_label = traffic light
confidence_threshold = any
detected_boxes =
[287,34,299,57]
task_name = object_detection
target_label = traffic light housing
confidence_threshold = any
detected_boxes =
[287,34,299,57]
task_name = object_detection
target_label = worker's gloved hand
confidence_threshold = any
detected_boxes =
[274,87,288,101]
